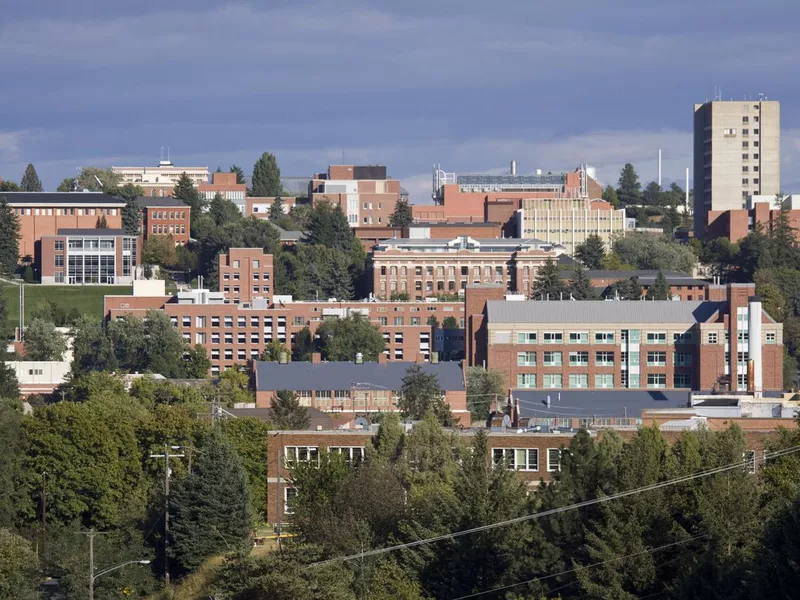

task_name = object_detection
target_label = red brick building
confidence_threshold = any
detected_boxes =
[466,282,783,393]
[310,165,404,227]
[245,196,299,218]
[198,172,247,212]
[218,248,274,305]
[39,228,139,285]
[706,195,800,242]
[136,196,190,244]
[0,192,125,259]
[557,270,711,301]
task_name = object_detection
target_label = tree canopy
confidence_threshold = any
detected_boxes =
[315,313,385,362]
[0,199,20,276]
[20,163,42,192]
[389,198,413,228]
[23,319,67,361]
[616,163,642,207]
[252,152,282,197]
[574,234,606,270]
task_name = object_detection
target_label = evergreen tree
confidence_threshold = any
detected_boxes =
[0,199,20,276]
[170,428,253,573]
[56,178,74,192]
[568,266,598,300]
[117,184,143,236]
[24,319,67,361]
[0,181,21,192]
[648,270,671,300]
[173,172,207,234]
[389,198,413,228]
[291,326,314,361]
[574,234,606,270]
[616,163,642,207]
[270,390,311,430]
[229,164,246,185]
[251,152,282,197]
[442,316,458,329]
[602,185,619,207]
[315,313,385,361]
[306,202,354,252]
[398,364,451,425]
[465,367,505,420]
[96,215,108,229]
[20,163,42,192]
[269,196,284,222]
[532,258,567,300]
[0,364,19,399]
[642,181,663,207]
[208,192,241,226]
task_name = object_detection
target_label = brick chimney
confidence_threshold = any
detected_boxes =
[378,352,388,364]
[415,353,426,364]
[311,352,322,364]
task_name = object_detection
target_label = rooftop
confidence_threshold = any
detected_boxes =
[134,196,188,208]
[486,299,724,324]
[0,192,125,205]
[254,360,465,392]
[513,389,692,418]
[376,237,562,252]
[557,269,707,286]
[56,228,129,236]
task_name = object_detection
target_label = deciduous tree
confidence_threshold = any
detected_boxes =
[24,318,67,361]
[0,528,38,599]
[465,367,505,420]
[315,313,385,361]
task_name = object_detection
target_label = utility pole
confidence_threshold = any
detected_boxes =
[76,529,109,600]
[149,445,184,585]
[41,471,47,561]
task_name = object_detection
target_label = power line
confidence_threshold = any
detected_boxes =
[307,444,800,568]
[450,534,708,600]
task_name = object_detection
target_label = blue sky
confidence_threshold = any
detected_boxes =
[2,0,799,202]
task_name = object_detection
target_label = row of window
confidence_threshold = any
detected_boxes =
[150,210,187,220]
[222,285,271,295]
[151,224,186,235]
[14,207,118,216]
[513,330,674,345]
[517,372,691,389]
[516,350,693,367]
[222,271,271,281]
[380,265,511,278]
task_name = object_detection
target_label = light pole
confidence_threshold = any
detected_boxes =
[90,559,151,600]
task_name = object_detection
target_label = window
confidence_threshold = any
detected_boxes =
[569,332,588,344]
[284,487,297,515]
[543,332,563,344]
[493,448,538,471]
[54,240,64,251]
[742,116,749,123]
[329,447,365,465]
[284,446,319,465]
[517,332,537,344]
[723,128,737,136]
[595,351,614,366]
[647,373,667,388]
[517,373,537,388]
[517,351,536,366]
[224,316,233,328]
[595,374,614,388]
[742,166,749,172]
[742,141,749,148]
[181,316,191,327]
[233,260,240,268]
[569,373,588,388]
[742,154,749,160]
[646,351,666,366]
[594,332,614,344]
[766,332,776,344]
[394,317,404,326]
[569,351,588,366]
[543,374,562,388]
[543,351,562,366]
[706,332,718,344]
[547,448,561,472]
[673,373,691,388]
[742,179,749,185]
[673,332,693,344]
[54,255,64,267]
[646,332,666,344]
[673,352,692,366]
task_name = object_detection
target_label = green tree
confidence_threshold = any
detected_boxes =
[602,185,620,208]
[292,326,314,361]
[221,417,272,518]
[215,367,254,407]
[532,258,567,300]
[76,167,122,192]
[23,318,67,361]
[116,184,144,236]
[389,197,413,228]
[269,195,285,222]
[0,528,38,599]
[184,344,211,378]
[0,364,18,399]
[270,390,311,430]
[141,234,177,266]
[442,316,458,329]
[173,172,207,234]
[315,313,385,361]
[170,428,253,573]
[465,367,505,421]
[616,163,642,207]
[209,192,242,226]
[0,181,21,192]
[19,163,42,192]
[229,164,246,185]
[56,177,74,192]
[0,199,20,276]
[613,232,697,273]
[261,340,289,362]
[575,234,607,270]
[0,400,31,527]
[568,265,598,300]
[70,317,118,375]
[306,201,354,253]
[252,152,282,197]
[648,270,671,300]
[642,181,663,207]
[398,364,451,424]
[107,310,188,376]
[700,237,739,282]
[21,265,33,283]
[426,315,439,328]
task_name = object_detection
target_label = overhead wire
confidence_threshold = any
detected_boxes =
[307,444,800,569]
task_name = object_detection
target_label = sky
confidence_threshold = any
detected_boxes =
[2,0,800,202]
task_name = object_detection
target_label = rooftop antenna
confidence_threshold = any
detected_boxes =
[160,146,164,161]
[658,149,662,187]
[167,146,170,161]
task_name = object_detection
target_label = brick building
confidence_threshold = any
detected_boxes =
[253,357,467,416]
[112,160,208,197]
[370,237,564,300]
[465,283,783,393]
[706,194,800,242]
[0,192,125,259]
[39,228,139,284]
[557,270,711,301]
[245,196,299,218]
[198,172,247,213]
[136,196,191,244]
[310,165,404,227]
[218,248,274,305]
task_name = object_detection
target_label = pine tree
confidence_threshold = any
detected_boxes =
[568,266,597,300]
[209,192,241,226]
[117,184,143,236]
[602,185,620,208]
[291,326,314,361]
[398,364,451,425]
[575,234,607,270]
[269,196,284,222]
[173,172,206,234]
[96,215,108,229]
[306,202,353,252]
[648,270,671,300]
[20,163,43,192]
[229,165,246,185]
[251,152,282,197]
[0,199,20,276]
[642,181,663,207]
[56,178,74,192]
[170,428,253,573]
[389,198,413,228]
[616,163,642,207]
[270,390,311,430]
[532,258,567,300]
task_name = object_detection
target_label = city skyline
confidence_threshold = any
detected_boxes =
[2,0,800,201]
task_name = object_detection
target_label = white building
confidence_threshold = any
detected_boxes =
[112,160,209,197]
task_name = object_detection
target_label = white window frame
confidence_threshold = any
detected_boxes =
[547,448,561,472]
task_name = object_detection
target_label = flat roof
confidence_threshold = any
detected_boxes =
[486,299,723,324]
[0,192,124,205]
[254,360,465,392]
[377,237,556,249]
[134,196,187,208]
[558,269,707,286]
[56,228,128,236]
[513,389,692,418]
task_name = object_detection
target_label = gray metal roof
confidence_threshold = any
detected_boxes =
[134,196,187,208]
[254,360,465,392]
[56,228,128,236]
[558,269,707,286]
[513,389,692,418]
[486,299,723,324]
[0,192,124,205]
[378,237,551,248]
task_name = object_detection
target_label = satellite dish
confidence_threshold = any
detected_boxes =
[354,416,370,429]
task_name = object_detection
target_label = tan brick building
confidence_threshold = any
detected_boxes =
[218,248,275,305]
[706,194,800,243]
[310,165,404,227]
[370,237,564,300]
[112,160,209,197]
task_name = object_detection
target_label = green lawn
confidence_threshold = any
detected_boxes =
[1,282,132,329]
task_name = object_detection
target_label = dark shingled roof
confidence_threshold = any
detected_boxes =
[512,389,692,418]
[254,360,465,392]
[134,196,187,208]
[0,192,124,205]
